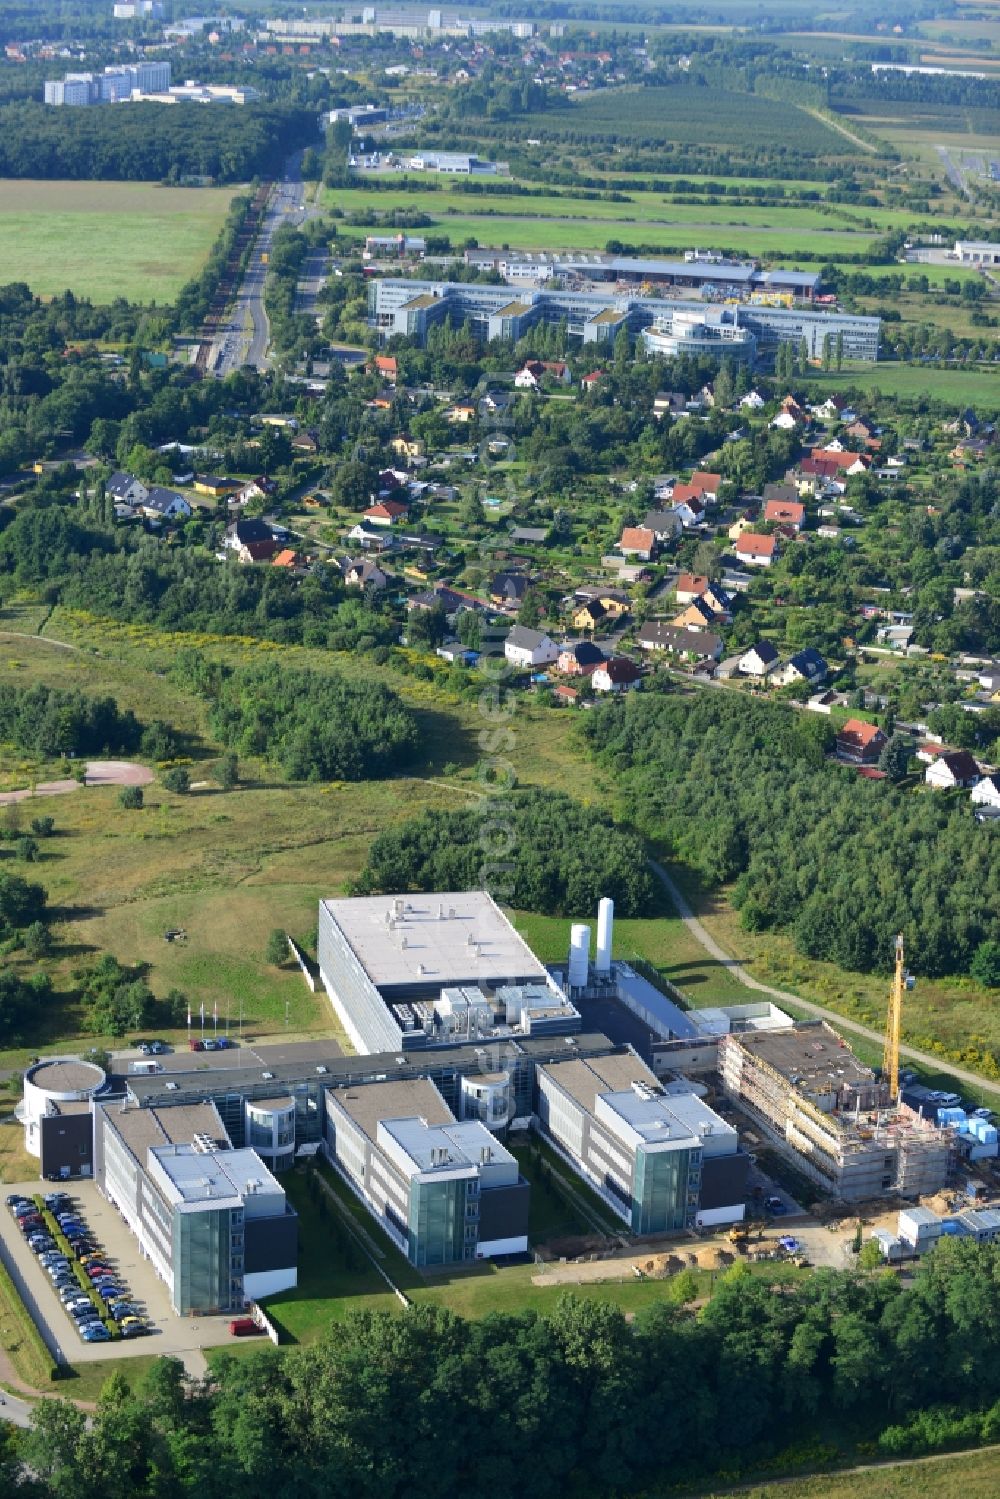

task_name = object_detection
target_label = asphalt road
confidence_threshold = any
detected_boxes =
[214,153,320,377]
[650,859,1000,1098]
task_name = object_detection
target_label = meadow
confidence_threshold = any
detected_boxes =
[518,86,856,154]
[720,1449,1000,1499]
[0,179,237,303]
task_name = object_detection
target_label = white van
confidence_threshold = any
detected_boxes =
[131,1059,163,1075]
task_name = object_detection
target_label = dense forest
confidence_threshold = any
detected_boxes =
[0,683,140,758]
[12,1241,1000,1496]
[0,102,315,183]
[353,789,655,915]
[583,689,1000,980]
[204,661,420,782]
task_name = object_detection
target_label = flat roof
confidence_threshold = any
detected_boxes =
[495,300,533,316]
[736,1022,874,1090]
[125,1032,619,1105]
[540,1052,660,1113]
[321,891,549,992]
[27,1058,105,1094]
[104,1100,227,1165]
[401,292,439,310]
[382,1116,515,1177]
[150,1144,283,1211]
[601,1087,737,1148]
[331,1076,453,1142]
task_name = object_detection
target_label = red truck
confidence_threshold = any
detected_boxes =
[229,1317,262,1337]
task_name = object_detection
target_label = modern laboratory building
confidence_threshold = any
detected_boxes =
[325,1076,530,1265]
[536,1052,747,1232]
[94,1099,297,1313]
[316,890,581,1055]
[369,278,881,361]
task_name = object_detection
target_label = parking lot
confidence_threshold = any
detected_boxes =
[0,1180,247,1374]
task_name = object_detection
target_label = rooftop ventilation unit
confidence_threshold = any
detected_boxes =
[316,1065,328,1075]
[261,1071,275,1080]
[165,1081,178,1091]
[393,897,404,919]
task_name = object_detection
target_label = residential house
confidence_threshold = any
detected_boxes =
[812,394,848,421]
[344,558,387,590]
[735,532,778,568]
[436,641,478,666]
[552,684,580,707]
[390,436,424,462]
[224,518,277,564]
[740,389,766,410]
[618,525,656,561]
[580,370,603,391]
[592,657,643,693]
[510,526,549,544]
[675,573,709,606]
[446,403,476,424]
[971,773,1000,809]
[738,640,780,679]
[194,474,238,498]
[141,487,191,521]
[773,647,828,688]
[771,406,804,432]
[514,359,571,389]
[364,500,408,527]
[557,641,605,676]
[643,510,683,543]
[637,622,722,661]
[844,417,879,447]
[491,571,530,607]
[479,390,514,416]
[925,751,981,790]
[651,475,677,502]
[797,455,849,493]
[673,597,717,632]
[876,624,915,650]
[346,523,392,552]
[810,447,870,477]
[701,582,734,620]
[573,586,629,620]
[836,718,887,765]
[374,354,398,383]
[670,487,706,529]
[572,599,608,632]
[764,481,800,507]
[291,430,319,454]
[728,514,755,542]
[504,625,560,669]
[763,497,805,531]
[271,548,302,570]
[234,475,277,506]
[107,472,149,506]
[653,391,687,419]
[690,470,722,504]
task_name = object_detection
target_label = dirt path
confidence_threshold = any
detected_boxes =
[650,859,1000,1096]
[0,761,154,806]
[0,629,82,652]
[804,106,877,155]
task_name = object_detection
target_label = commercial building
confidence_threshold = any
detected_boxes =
[20,1057,107,1178]
[536,1052,747,1232]
[44,61,171,105]
[463,248,821,302]
[95,1099,297,1313]
[325,1076,529,1265]
[954,240,1000,266]
[316,891,581,1055]
[369,279,881,362]
[719,1021,950,1201]
[640,307,756,365]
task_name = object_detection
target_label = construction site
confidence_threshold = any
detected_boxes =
[717,939,951,1202]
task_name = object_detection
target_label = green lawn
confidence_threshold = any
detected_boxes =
[718,1448,1000,1499]
[0,180,237,303]
[801,365,1000,407]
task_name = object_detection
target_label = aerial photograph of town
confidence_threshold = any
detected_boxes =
[0,0,999,1493]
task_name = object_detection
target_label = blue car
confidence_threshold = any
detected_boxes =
[81,1325,111,1343]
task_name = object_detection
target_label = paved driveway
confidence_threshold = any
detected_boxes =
[0,1180,242,1377]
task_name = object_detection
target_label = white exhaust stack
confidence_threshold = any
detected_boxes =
[596,898,614,974]
[568,924,591,988]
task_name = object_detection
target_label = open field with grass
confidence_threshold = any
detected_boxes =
[0,180,237,303]
[801,364,1000,406]
[718,1447,1000,1499]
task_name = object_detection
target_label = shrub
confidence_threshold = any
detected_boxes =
[161,767,190,795]
[118,785,144,810]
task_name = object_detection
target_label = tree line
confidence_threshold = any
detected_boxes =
[353,789,655,916]
[583,689,1000,981]
[200,659,420,783]
[0,102,314,183]
[0,682,141,759]
[14,1242,1000,1497]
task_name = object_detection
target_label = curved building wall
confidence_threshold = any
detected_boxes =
[22,1058,106,1159]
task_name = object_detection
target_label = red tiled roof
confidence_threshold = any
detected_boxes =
[763,499,805,526]
[736,532,777,557]
[690,469,722,494]
[620,526,654,551]
[676,573,709,595]
[839,718,884,748]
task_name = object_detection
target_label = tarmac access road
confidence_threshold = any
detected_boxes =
[213,152,321,377]
[650,859,1000,1100]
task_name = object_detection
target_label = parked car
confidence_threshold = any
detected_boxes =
[81,1326,111,1343]
[6,1194,29,1209]
[120,1324,151,1339]
[44,1193,72,1210]
[765,1196,787,1215]
[229,1317,262,1337]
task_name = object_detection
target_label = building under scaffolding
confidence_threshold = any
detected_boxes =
[719,1021,951,1202]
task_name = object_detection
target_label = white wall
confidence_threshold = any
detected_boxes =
[694,1203,744,1229]
[476,1234,528,1258]
[244,1266,297,1299]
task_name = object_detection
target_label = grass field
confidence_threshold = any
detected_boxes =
[802,365,1000,406]
[0,180,237,303]
[718,1448,1000,1499]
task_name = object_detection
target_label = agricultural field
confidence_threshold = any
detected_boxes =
[518,87,858,154]
[0,179,236,303]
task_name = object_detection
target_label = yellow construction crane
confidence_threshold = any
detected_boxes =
[883,933,907,1103]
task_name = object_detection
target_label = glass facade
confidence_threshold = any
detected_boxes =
[408,1176,475,1266]
[631,1145,701,1235]
[173,1206,243,1314]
